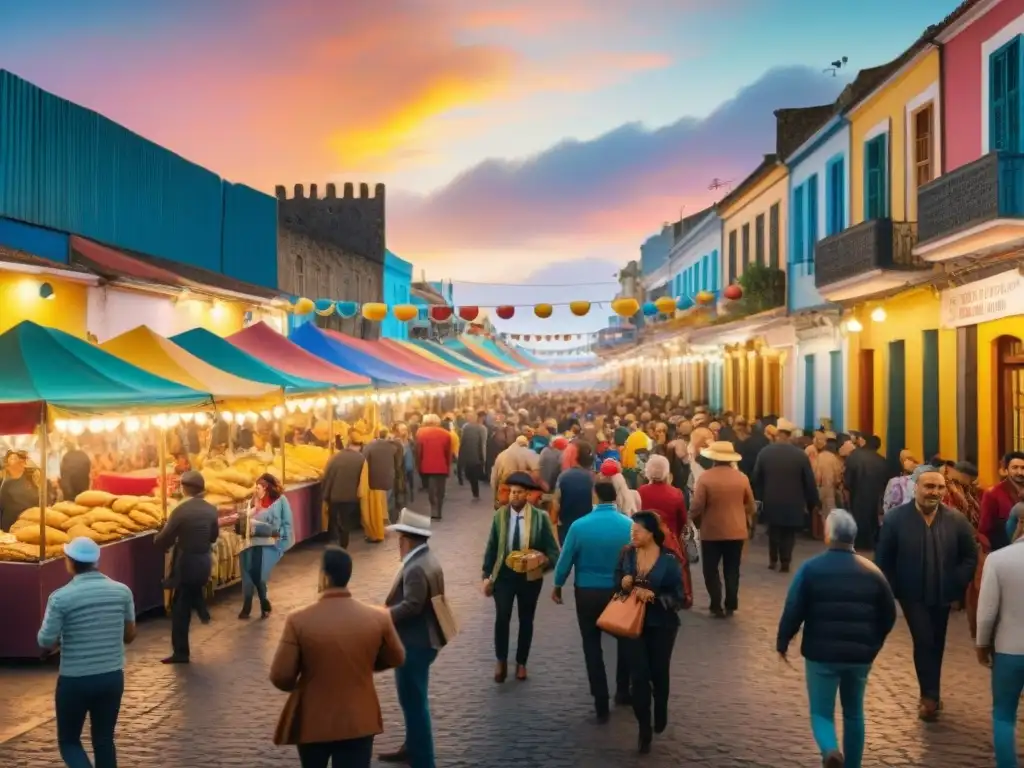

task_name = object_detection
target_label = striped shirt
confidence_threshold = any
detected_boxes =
[37,571,134,677]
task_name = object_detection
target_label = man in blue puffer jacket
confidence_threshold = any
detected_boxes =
[776,509,896,768]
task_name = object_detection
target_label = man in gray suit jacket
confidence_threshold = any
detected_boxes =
[379,509,447,768]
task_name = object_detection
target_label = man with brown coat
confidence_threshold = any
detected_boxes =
[321,431,368,548]
[364,428,404,525]
[270,547,405,767]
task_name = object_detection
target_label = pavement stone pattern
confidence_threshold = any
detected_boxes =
[0,481,1011,767]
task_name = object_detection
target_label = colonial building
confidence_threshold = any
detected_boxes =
[276,182,385,339]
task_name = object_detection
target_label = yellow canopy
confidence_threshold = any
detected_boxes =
[100,326,283,412]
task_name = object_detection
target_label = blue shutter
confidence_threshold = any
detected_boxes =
[793,186,805,263]
[829,350,843,432]
[806,174,818,265]
[701,255,710,290]
[865,134,888,219]
[827,158,845,235]
[711,250,719,292]
[803,355,816,432]
[922,330,940,459]
[990,38,1021,152]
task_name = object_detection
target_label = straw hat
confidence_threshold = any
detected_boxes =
[776,418,797,433]
[387,508,432,538]
[701,441,742,463]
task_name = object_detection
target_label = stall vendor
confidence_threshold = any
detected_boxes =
[0,450,41,532]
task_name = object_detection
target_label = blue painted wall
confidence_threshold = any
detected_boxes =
[0,70,278,290]
[381,250,413,340]
[0,217,68,262]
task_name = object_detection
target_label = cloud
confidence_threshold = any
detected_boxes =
[388,65,847,272]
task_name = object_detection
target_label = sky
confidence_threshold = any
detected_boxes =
[1,0,963,339]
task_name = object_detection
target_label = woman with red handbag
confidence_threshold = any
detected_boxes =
[614,511,685,754]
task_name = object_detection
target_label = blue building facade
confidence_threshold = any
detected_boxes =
[0,69,278,290]
[381,250,413,340]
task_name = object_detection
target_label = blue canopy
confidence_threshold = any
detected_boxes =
[290,323,431,386]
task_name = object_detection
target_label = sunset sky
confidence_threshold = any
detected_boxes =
[2,0,961,336]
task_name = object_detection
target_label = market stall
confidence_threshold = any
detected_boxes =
[290,322,432,386]
[403,339,505,378]
[0,321,215,658]
[330,333,470,384]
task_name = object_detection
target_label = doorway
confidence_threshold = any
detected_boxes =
[996,336,1024,454]
[858,349,875,435]
[887,340,907,473]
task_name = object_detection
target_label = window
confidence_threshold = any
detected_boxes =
[793,186,805,263]
[864,133,889,220]
[914,105,934,186]
[728,230,738,283]
[741,224,750,269]
[990,37,1021,152]
[710,251,719,291]
[806,174,818,265]
[701,254,710,291]
[769,204,780,268]
[826,157,845,235]
[294,255,305,295]
[754,214,765,265]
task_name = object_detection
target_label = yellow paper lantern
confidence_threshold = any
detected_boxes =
[654,296,677,314]
[695,290,715,305]
[392,304,418,322]
[361,302,388,321]
[569,301,591,317]
[611,297,639,317]
[534,303,553,319]
[292,297,315,315]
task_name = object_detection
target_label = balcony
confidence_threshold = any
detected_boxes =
[814,218,929,302]
[916,151,1024,262]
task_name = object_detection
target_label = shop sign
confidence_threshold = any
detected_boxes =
[940,269,1024,328]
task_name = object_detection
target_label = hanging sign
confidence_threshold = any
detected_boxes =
[940,269,1024,328]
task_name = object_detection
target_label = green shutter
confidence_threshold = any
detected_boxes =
[887,340,907,475]
[829,350,844,432]
[803,354,816,431]
[922,330,940,459]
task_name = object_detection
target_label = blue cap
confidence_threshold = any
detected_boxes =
[63,537,101,564]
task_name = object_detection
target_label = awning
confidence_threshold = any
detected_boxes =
[227,322,371,389]
[100,326,283,411]
[171,327,332,394]
[290,323,431,386]
[0,321,213,431]
[333,335,469,383]
[445,337,517,372]
[404,340,502,377]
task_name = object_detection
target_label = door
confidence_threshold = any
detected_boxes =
[803,354,816,431]
[829,350,844,433]
[887,341,907,474]
[858,349,875,435]
[922,330,940,459]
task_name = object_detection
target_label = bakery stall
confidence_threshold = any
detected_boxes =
[0,321,216,658]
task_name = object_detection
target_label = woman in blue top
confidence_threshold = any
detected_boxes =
[238,473,294,619]
[615,510,685,754]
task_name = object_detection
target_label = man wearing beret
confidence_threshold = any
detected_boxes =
[481,472,561,683]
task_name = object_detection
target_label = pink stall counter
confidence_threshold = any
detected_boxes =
[285,482,321,543]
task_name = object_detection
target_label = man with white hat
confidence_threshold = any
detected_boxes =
[751,419,819,573]
[379,509,447,768]
[38,537,136,767]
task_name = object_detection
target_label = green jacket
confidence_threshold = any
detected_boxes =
[482,503,561,582]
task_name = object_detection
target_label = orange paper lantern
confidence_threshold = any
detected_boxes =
[392,304,418,322]
[569,301,591,317]
[611,297,640,317]
[361,302,388,321]
[534,303,553,319]
[654,296,677,314]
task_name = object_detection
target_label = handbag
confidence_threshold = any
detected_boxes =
[597,590,647,639]
[683,520,700,564]
[430,593,460,644]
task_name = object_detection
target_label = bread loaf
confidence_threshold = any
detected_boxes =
[75,490,117,508]
[14,525,69,545]
[66,524,105,542]
[129,510,160,529]
[53,502,91,517]
[111,496,140,514]
[19,507,69,528]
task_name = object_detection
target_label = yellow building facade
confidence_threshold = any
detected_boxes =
[0,271,89,337]
[841,46,953,467]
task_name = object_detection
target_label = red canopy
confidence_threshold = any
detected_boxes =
[227,323,371,388]
[327,332,465,383]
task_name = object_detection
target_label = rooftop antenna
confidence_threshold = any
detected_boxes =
[823,56,848,77]
[708,178,734,194]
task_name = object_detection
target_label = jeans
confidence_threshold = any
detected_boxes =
[993,652,1024,767]
[405,470,416,503]
[55,670,124,768]
[768,525,797,566]
[493,572,543,664]
[241,546,270,615]
[328,500,361,549]
[171,584,206,659]
[297,735,374,768]
[900,601,950,701]
[574,587,630,705]
[701,539,744,612]
[626,623,678,732]
[396,646,439,768]
[804,660,871,768]
[425,475,447,519]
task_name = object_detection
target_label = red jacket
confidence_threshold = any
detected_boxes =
[415,426,452,476]
[638,482,688,538]
[979,479,1020,551]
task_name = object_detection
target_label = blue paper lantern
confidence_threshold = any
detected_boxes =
[336,301,359,318]
[642,301,658,317]
[314,298,335,316]
[676,295,694,311]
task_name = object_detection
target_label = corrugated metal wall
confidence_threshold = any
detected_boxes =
[221,182,277,290]
[0,71,278,288]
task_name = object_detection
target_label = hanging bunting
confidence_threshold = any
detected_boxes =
[430,306,454,322]
[361,302,388,321]
[496,305,515,320]
[458,306,479,321]
[336,300,359,318]
[534,303,553,318]
[511,333,521,340]
[392,304,418,322]
[314,298,336,316]
[293,297,315,315]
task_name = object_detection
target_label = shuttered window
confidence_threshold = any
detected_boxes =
[792,186,805,263]
[728,230,737,284]
[864,133,888,220]
[826,157,845,235]
[990,37,1021,152]
[806,174,818,265]
[769,203,780,268]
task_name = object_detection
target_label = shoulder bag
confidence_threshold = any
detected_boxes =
[597,547,646,639]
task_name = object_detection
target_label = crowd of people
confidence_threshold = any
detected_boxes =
[30,388,1024,768]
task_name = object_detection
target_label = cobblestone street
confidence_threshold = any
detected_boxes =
[0,482,1010,767]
